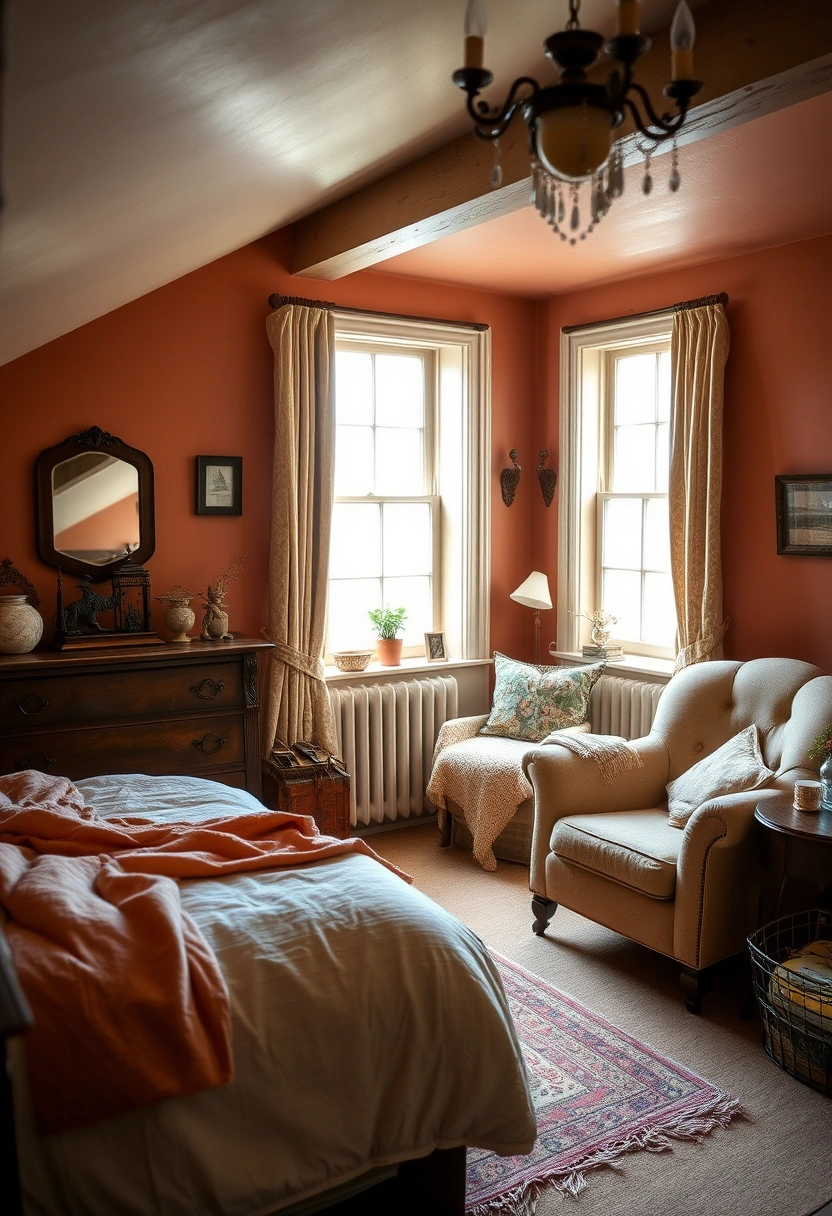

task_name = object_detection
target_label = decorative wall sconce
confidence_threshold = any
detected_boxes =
[537,451,557,507]
[500,450,522,506]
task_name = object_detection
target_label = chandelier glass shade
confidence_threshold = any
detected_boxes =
[453,0,702,243]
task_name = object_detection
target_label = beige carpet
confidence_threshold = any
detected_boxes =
[370,823,832,1216]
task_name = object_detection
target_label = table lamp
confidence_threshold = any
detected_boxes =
[510,571,552,663]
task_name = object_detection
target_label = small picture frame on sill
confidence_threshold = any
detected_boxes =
[425,631,447,662]
[775,474,832,555]
[196,456,242,516]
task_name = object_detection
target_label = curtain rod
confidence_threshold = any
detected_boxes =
[267,294,489,332]
[561,292,728,334]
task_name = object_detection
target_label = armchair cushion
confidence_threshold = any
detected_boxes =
[666,724,774,828]
[551,809,681,900]
[480,653,605,743]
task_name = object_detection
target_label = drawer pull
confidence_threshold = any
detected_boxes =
[192,733,227,755]
[18,753,57,771]
[190,679,225,700]
[14,693,50,716]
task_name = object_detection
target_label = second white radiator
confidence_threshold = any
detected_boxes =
[588,674,664,740]
[329,675,459,826]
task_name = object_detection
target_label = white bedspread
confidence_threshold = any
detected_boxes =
[13,775,535,1216]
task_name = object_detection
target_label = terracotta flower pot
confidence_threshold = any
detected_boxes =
[376,637,403,667]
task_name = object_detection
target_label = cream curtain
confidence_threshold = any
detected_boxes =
[263,300,337,755]
[669,301,730,672]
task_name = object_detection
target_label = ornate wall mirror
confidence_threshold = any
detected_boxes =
[36,426,155,581]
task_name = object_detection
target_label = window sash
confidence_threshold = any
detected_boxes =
[557,315,675,660]
[329,330,441,658]
[597,491,674,658]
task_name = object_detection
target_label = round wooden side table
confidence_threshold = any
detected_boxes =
[755,793,832,920]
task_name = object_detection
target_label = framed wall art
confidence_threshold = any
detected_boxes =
[425,631,447,662]
[196,456,242,516]
[775,474,832,556]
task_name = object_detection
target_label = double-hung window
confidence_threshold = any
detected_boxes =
[558,315,677,662]
[599,344,674,655]
[328,342,438,657]
[325,313,492,665]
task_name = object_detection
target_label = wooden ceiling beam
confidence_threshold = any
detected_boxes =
[291,0,832,280]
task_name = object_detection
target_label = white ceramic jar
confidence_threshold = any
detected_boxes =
[0,594,44,654]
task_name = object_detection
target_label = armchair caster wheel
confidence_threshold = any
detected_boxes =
[532,895,557,936]
[680,966,710,1014]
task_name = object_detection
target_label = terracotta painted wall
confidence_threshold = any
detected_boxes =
[534,232,832,671]
[0,229,536,657]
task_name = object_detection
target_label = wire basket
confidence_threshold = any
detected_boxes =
[747,909,832,1095]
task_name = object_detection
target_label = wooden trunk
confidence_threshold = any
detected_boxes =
[261,747,351,839]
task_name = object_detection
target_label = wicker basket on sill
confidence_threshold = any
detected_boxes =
[332,649,374,672]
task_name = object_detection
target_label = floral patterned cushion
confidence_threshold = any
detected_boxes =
[479,654,606,743]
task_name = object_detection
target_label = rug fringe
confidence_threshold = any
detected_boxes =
[466,1090,746,1216]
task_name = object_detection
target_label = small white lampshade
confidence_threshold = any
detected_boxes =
[510,571,552,611]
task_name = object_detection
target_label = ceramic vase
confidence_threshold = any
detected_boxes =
[376,637,403,667]
[820,753,832,811]
[0,595,43,654]
[157,594,196,644]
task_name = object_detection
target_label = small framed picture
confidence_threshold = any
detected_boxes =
[196,456,242,516]
[775,474,832,556]
[425,631,447,662]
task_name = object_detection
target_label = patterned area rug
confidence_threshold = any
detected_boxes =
[467,954,745,1216]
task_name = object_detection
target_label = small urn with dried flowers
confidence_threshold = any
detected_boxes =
[200,554,246,642]
[808,725,832,810]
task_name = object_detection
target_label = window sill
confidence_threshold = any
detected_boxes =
[548,649,674,685]
[324,657,493,684]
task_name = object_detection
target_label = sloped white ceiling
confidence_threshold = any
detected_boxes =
[1,0,703,365]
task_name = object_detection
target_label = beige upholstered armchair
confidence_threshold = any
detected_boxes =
[525,659,832,1012]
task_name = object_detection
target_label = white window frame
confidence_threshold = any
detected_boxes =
[331,311,491,663]
[557,313,675,661]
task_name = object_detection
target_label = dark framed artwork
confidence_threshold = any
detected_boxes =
[196,456,242,516]
[775,474,832,556]
[425,631,447,662]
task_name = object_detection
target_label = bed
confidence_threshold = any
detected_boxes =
[3,773,536,1216]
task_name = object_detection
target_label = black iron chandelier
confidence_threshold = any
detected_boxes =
[453,0,702,243]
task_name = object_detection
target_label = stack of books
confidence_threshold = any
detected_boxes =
[582,644,624,661]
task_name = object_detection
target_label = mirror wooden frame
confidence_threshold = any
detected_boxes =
[36,426,156,582]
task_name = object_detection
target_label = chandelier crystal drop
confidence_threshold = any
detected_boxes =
[453,0,702,242]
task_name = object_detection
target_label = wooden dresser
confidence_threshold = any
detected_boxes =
[0,638,272,798]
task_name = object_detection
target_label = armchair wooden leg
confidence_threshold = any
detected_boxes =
[680,965,710,1014]
[532,895,558,936]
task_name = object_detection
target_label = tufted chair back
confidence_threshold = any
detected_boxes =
[648,658,831,787]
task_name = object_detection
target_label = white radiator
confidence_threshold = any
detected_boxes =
[588,675,664,740]
[329,676,459,826]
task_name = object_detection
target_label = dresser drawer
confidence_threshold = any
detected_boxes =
[0,661,244,730]
[0,713,246,781]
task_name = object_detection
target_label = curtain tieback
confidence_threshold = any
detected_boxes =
[271,640,326,683]
[675,618,730,672]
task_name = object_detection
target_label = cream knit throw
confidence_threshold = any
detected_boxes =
[542,730,643,784]
[427,717,589,872]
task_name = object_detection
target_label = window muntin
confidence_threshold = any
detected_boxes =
[328,343,439,657]
[598,342,675,657]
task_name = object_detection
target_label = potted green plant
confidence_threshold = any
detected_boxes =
[368,606,408,667]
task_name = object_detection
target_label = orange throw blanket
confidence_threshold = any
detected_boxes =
[0,770,409,1134]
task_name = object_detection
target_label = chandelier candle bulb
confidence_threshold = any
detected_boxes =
[670,0,695,80]
[617,0,639,36]
[464,0,487,68]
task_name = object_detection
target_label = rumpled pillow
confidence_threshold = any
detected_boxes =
[479,654,605,743]
[666,724,774,828]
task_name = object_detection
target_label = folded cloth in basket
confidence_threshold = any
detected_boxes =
[0,769,407,1134]
[770,939,832,1029]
